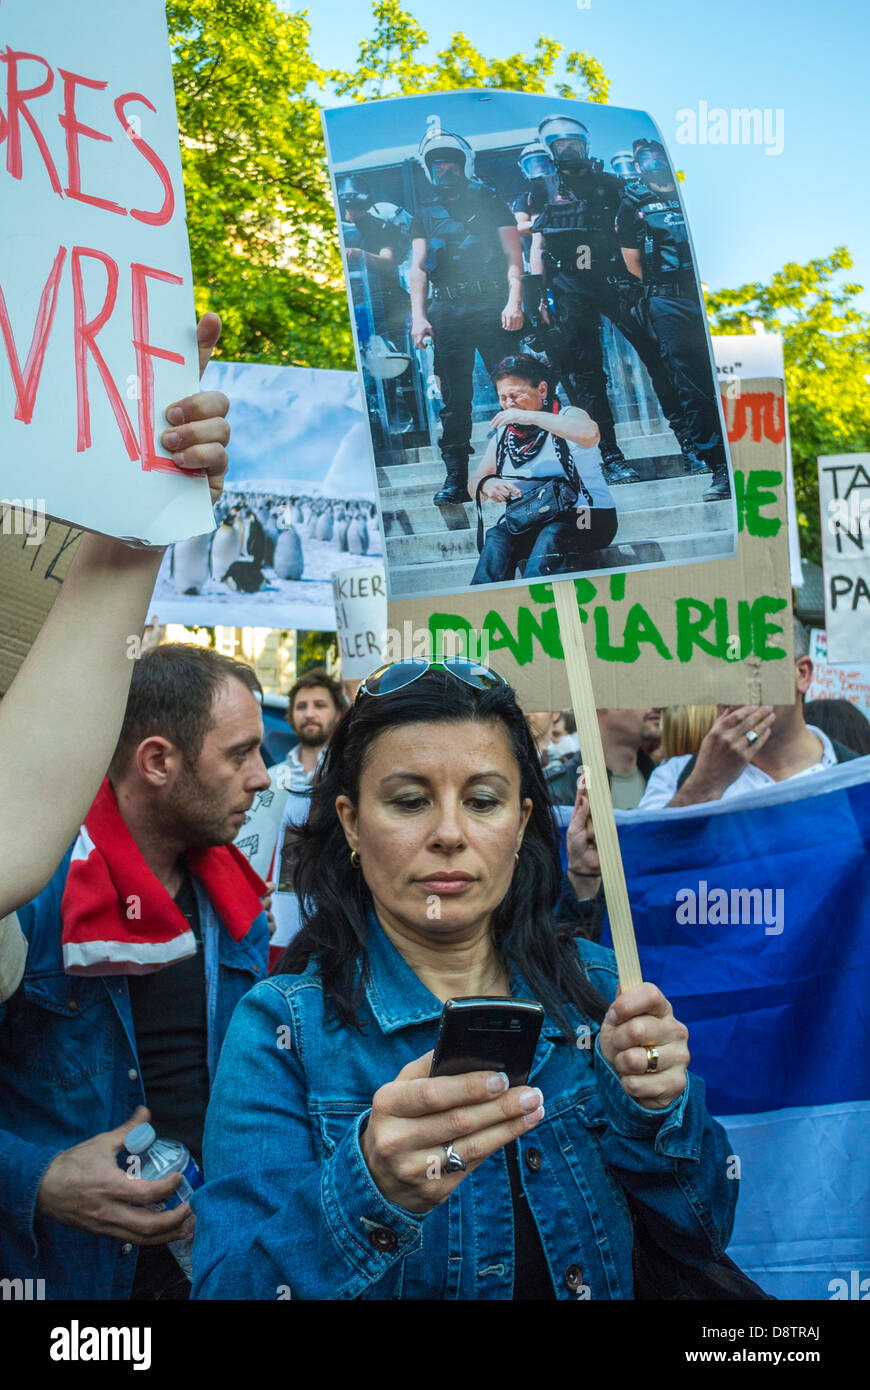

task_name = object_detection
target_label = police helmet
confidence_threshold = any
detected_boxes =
[417,129,475,185]
[537,114,591,169]
[517,141,554,183]
[338,175,372,213]
[610,150,636,180]
[632,139,672,179]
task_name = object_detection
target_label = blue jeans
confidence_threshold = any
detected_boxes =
[472,507,618,583]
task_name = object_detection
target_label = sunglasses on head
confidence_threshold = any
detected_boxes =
[357,657,507,699]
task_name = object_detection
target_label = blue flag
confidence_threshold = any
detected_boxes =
[561,758,870,1301]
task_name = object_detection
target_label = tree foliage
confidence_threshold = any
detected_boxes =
[167,0,608,370]
[706,248,870,563]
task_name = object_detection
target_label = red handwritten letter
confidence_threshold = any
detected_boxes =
[131,262,185,473]
[1,49,63,193]
[0,245,66,422]
[71,247,139,459]
[114,93,174,226]
[59,69,126,215]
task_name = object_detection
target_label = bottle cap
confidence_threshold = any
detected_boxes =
[124,1122,156,1155]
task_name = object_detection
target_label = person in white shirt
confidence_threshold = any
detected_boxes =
[468,354,618,583]
[639,619,860,811]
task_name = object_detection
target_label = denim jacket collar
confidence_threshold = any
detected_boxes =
[362,912,567,1061]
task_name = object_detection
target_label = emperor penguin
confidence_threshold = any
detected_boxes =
[170,532,211,594]
[315,510,334,542]
[346,516,369,554]
[273,525,304,580]
[211,519,241,581]
[335,518,350,551]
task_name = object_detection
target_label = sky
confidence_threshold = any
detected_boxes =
[294,0,870,309]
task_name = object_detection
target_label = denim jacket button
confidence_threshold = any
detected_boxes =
[526,1146,542,1172]
[121,1243,133,1255]
[369,1226,398,1253]
[564,1264,583,1291]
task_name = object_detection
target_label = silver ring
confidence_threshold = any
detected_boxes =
[746,729,759,745]
[443,1142,467,1174]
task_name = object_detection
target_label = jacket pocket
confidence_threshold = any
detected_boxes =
[15,973,114,1085]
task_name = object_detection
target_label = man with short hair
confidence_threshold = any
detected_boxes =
[279,668,347,792]
[0,644,271,1300]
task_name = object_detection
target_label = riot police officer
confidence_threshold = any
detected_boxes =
[616,140,730,501]
[409,129,524,506]
[338,175,412,343]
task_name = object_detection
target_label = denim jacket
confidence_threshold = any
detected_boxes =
[0,848,268,1300]
[191,919,736,1300]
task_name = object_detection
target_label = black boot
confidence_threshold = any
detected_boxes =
[676,434,709,474]
[433,460,469,506]
[702,461,731,501]
[600,448,640,485]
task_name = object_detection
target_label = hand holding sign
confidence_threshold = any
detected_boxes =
[160,313,230,504]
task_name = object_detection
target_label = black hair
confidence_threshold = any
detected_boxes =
[109,643,261,779]
[280,670,608,1036]
[490,354,555,396]
[803,699,870,757]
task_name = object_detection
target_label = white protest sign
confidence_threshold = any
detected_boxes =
[0,0,213,544]
[808,629,870,717]
[332,563,388,677]
[232,776,290,882]
[714,333,802,589]
[818,453,870,662]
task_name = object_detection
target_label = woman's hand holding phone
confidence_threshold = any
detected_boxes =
[360,1050,544,1214]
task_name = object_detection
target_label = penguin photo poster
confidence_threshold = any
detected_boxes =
[152,361,383,629]
[322,89,738,602]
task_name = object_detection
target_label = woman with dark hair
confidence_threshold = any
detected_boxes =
[469,354,619,583]
[190,660,737,1300]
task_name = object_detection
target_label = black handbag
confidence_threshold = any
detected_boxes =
[629,1199,776,1300]
[475,475,579,551]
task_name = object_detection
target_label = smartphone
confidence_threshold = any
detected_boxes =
[430,997,544,1088]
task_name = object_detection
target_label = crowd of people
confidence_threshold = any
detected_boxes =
[1,318,867,1302]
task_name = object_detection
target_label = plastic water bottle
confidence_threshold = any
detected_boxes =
[123,1122,203,1280]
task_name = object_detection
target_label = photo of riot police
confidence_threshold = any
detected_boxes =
[323,91,737,602]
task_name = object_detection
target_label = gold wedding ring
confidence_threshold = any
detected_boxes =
[645,1045,660,1073]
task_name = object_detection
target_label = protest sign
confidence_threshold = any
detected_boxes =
[0,0,211,544]
[713,332,802,588]
[389,372,794,710]
[332,563,388,677]
[818,453,870,662]
[152,362,384,629]
[807,628,870,718]
[232,779,290,882]
[0,516,82,694]
[322,89,737,603]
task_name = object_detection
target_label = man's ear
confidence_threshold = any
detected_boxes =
[795,656,814,697]
[135,737,178,788]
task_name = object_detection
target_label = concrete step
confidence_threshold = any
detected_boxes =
[383,498,729,544]
[379,471,721,512]
[385,530,736,599]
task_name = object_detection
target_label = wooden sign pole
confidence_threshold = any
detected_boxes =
[553,579,643,991]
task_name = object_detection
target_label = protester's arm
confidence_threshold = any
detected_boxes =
[489,405,599,450]
[636,757,687,812]
[468,438,512,502]
[0,316,229,919]
[581,947,737,1259]
[191,981,427,1299]
[666,706,775,807]
[621,247,643,279]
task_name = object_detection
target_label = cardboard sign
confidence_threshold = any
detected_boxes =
[818,453,870,662]
[807,629,870,718]
[322,89,737,603]
[389,372,794,709]
[0,515,82,693]
[151,361,383,629]
[0,0,212,544]
[232,776,290,882]
[332,563,388,677]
